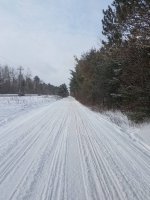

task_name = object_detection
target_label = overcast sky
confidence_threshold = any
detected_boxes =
[0,0,112,86]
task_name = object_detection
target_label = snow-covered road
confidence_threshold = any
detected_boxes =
[0,97,150,200]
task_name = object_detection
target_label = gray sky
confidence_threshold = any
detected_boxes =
[0,0,112,86]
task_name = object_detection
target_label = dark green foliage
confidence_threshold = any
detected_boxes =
[70,0,150,121]
[58,84,69,97]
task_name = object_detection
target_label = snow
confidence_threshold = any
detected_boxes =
[138,123,150,146]
[0,95,59,127]
[0,97,150,200]
[101,110,133,130]
[101,110,150,146]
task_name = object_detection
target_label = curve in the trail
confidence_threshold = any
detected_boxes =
[0,97,150,200]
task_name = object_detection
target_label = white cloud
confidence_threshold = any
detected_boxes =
[0,0,112,86]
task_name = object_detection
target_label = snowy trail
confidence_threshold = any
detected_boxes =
[0,97,150,200]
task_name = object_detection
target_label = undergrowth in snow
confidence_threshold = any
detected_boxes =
[101,110,133,130]
[101,110,150,146]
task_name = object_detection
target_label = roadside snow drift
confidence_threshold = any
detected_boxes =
[0,97,150,200]
[0,95,58,126]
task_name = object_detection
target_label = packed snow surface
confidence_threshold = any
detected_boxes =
[0,97,150,200]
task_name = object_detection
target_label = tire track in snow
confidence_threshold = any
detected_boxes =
[75,109,124,200]
[0,97,150,200]
[0,107,59,184]
[0,101,67,199]
[9,107,69,200]
[75,103,150,199]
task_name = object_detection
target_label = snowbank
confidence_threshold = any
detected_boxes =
[101,110,150,146]
[101,110,132,130]
[0,95,58,126]
[138,123,150,146]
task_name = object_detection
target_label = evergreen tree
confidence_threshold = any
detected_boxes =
[70,0,150,121]
[58,84,69,97]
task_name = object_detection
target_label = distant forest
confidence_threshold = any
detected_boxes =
[0,65,69,97]
[70,0,150,122]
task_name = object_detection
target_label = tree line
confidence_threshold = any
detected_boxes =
[70,0,150,122]
[0,65,69,97]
